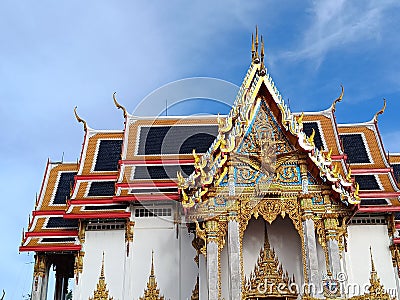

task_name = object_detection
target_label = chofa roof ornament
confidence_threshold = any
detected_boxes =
[113,92,128,119]
[331,84,344,113]
[373,98,387,122]
[74,106,88,132]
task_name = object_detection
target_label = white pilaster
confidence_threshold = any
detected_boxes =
[207,241,219,300]
[227,218,241,300]
[303,218,320,296]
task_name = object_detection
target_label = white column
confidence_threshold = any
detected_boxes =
[327,239,341,276]
[207,241,219,300]
[31,255,50,300]
[303,218,320,295]
[227,217,241,300]
[31,276,44,300]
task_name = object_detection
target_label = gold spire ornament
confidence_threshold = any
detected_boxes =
[74,106,88,132]
[260,36,266,75]
[253,26,259,63]
[251,33,255,61]
[373,98,387,122]
[244,226,297,299]
[350,248,393,299]
[112,92,128,118]
[139,251,165,300]
[89,253,113,300]
[331,84,344,113]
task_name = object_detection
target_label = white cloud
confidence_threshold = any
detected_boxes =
[280,0,400,66]
[383,130,400,153]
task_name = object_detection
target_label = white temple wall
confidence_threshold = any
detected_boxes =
[242,216,304,287]
[178,225,198,300]
[129,205,197,300]
[73,229,126,300]
[345,224,397,298]
[131,213,179,300]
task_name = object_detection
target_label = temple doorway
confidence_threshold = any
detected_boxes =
[242,216,302,299]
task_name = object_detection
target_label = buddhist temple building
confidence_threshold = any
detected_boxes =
[20,29,400,300]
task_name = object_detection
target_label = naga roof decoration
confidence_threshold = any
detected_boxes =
[178,29,358,208]
[331,85,344,113]
[74,106,88,132]
[112,92,128,119]
[373,98,387,123]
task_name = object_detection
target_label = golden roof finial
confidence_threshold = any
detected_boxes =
[367,246,388,296]
[370,246,376,273]
[373,98,387,122]
[113,92,128,118]
[331,84,344,113]
[260,35,266,75]
[151,250,155,277]
[139,251,165,300]
[89,252,113,300]
[100,252,105,278]
[254,26,259,62]
[74,106,87,132]
[35,193,39,209]
[251,33,255,61]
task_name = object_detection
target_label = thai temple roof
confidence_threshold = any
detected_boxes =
[20,30,400,253]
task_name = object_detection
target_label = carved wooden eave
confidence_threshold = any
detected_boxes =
[178,30,359,209]
[244,227,297,299]
[89,253,113,300]
[139,251,165,300]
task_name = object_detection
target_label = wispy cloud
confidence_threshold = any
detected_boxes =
[281,0,399,67]
[383,130,400,153]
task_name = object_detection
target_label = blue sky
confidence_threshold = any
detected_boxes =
[1,0,400,297]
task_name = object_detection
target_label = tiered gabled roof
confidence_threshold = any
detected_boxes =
[20,102,219,252]
[388,153,400,188]
[179,30,358,207]
[20,161,80,252]
[336,103,400,209]
[114,114,219,202]
[297,94,400,209]
[63,107,129,220]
